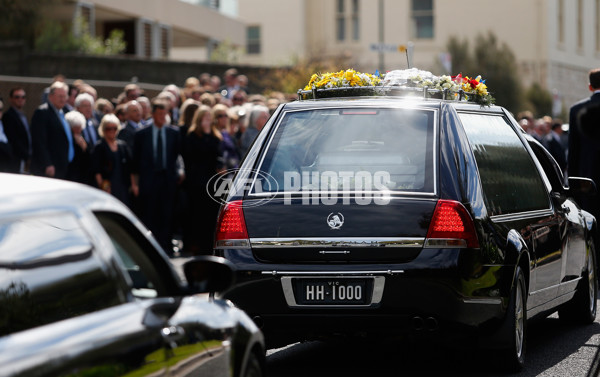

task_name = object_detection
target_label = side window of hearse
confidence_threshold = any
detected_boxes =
[458,113,550,216]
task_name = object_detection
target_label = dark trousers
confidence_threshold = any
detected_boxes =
[139,172,175,254]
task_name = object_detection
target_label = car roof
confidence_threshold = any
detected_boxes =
[0,173,130,219]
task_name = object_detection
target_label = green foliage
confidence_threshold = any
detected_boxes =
[443,32,523,113]
[210,39,244,64]
[524,83,553,118]
[34,21,82,52]
[0,0,53,46]
[261,55,349,95]
[34,17,126,56]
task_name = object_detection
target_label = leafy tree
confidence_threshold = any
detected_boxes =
[209,39,244,64]
[0,0,54,47]
[34,17,126,55]
[524,83,553,118]
[443,32,523,113]
[262,55,349,95]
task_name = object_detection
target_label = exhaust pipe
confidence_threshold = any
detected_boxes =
[425,317,438,331]
[412,316,425,331]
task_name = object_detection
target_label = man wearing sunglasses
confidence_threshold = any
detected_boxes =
[2,87,30,173]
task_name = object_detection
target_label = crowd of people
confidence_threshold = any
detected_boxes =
[1,66,600,256]
[0,67,290,255]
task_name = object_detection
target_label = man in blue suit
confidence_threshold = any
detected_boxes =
[131,99,183,254]
[30,81,74,179]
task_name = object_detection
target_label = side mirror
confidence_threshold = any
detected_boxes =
[568,177,597,196]
[183,256,236,294]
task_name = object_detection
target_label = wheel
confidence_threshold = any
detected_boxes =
[559,240,597,324]
[242,352,263,377]
[500,266,527,372]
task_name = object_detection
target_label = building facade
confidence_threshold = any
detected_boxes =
[239,0,600,112]
[43,0,245,62]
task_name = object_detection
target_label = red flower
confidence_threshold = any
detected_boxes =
[452,74,463,82]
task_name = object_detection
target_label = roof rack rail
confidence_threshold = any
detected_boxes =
[297,85,468,102]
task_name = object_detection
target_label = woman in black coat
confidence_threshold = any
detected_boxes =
[91,114,132,207]
[183,105,224,255]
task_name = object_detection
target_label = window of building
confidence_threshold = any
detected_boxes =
[558,0,565,45]
[143,22,153,58]
[159,25,170,59]
[411,0,434,39]
[352,0,360,41]
[74,3,94,36]
[596,0,600,51]
[578,0,584,49]
[247,26,261,54]
[336,0,346,41]
[336,0,360,42]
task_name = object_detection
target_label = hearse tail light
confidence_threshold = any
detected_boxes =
[425,200,480,248]
[215,200,250,249]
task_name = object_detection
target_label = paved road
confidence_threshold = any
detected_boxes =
[170,257,600,376]
[266,306,600,377]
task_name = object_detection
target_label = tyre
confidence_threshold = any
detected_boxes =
[559,240,597,324]
[500,266,527,372]
[242,352,263,377]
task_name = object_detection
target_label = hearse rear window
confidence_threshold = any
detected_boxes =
[256,107,435,194]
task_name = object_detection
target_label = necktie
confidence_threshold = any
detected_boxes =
[156,129,164,170]
[87,120,97,145]
[59,111,75,162]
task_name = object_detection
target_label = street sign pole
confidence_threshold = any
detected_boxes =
[378,0,384,73]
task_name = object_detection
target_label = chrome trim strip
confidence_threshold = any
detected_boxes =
[461,298,502,305]
[491,209,554,223]
[423,238,467,248]
[248,190,436,198]
[215,239,251,249]
[261,270,404,276]
[250,237,423,248]
[281,276,386,308]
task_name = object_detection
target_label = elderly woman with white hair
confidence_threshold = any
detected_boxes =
[91,114,132,206]
[239,104,270,157]
[65,110,92,184]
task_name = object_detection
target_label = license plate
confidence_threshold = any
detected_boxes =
[294,278,371,305]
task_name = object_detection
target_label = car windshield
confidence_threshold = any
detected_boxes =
[255,107,436,194]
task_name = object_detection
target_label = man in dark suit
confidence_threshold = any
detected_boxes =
[0,101,13,173]
[544,122,567,172]
[30,81,74,179]
[2,87,31,173]
[75,93,100,149]
[118,100,143,154]
[569,67,600,271]
[131,99,184,254]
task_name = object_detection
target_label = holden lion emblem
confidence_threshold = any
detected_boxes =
[327,212,345,230]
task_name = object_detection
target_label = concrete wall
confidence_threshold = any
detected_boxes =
[0,42,274,118]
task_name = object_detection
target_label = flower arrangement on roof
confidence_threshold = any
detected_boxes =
[303,69,382,90]
[407,71,495,107]
[299,68,495,106]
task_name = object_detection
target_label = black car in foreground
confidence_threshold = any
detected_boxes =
[0,174,264,377]
[214,75,597,371]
